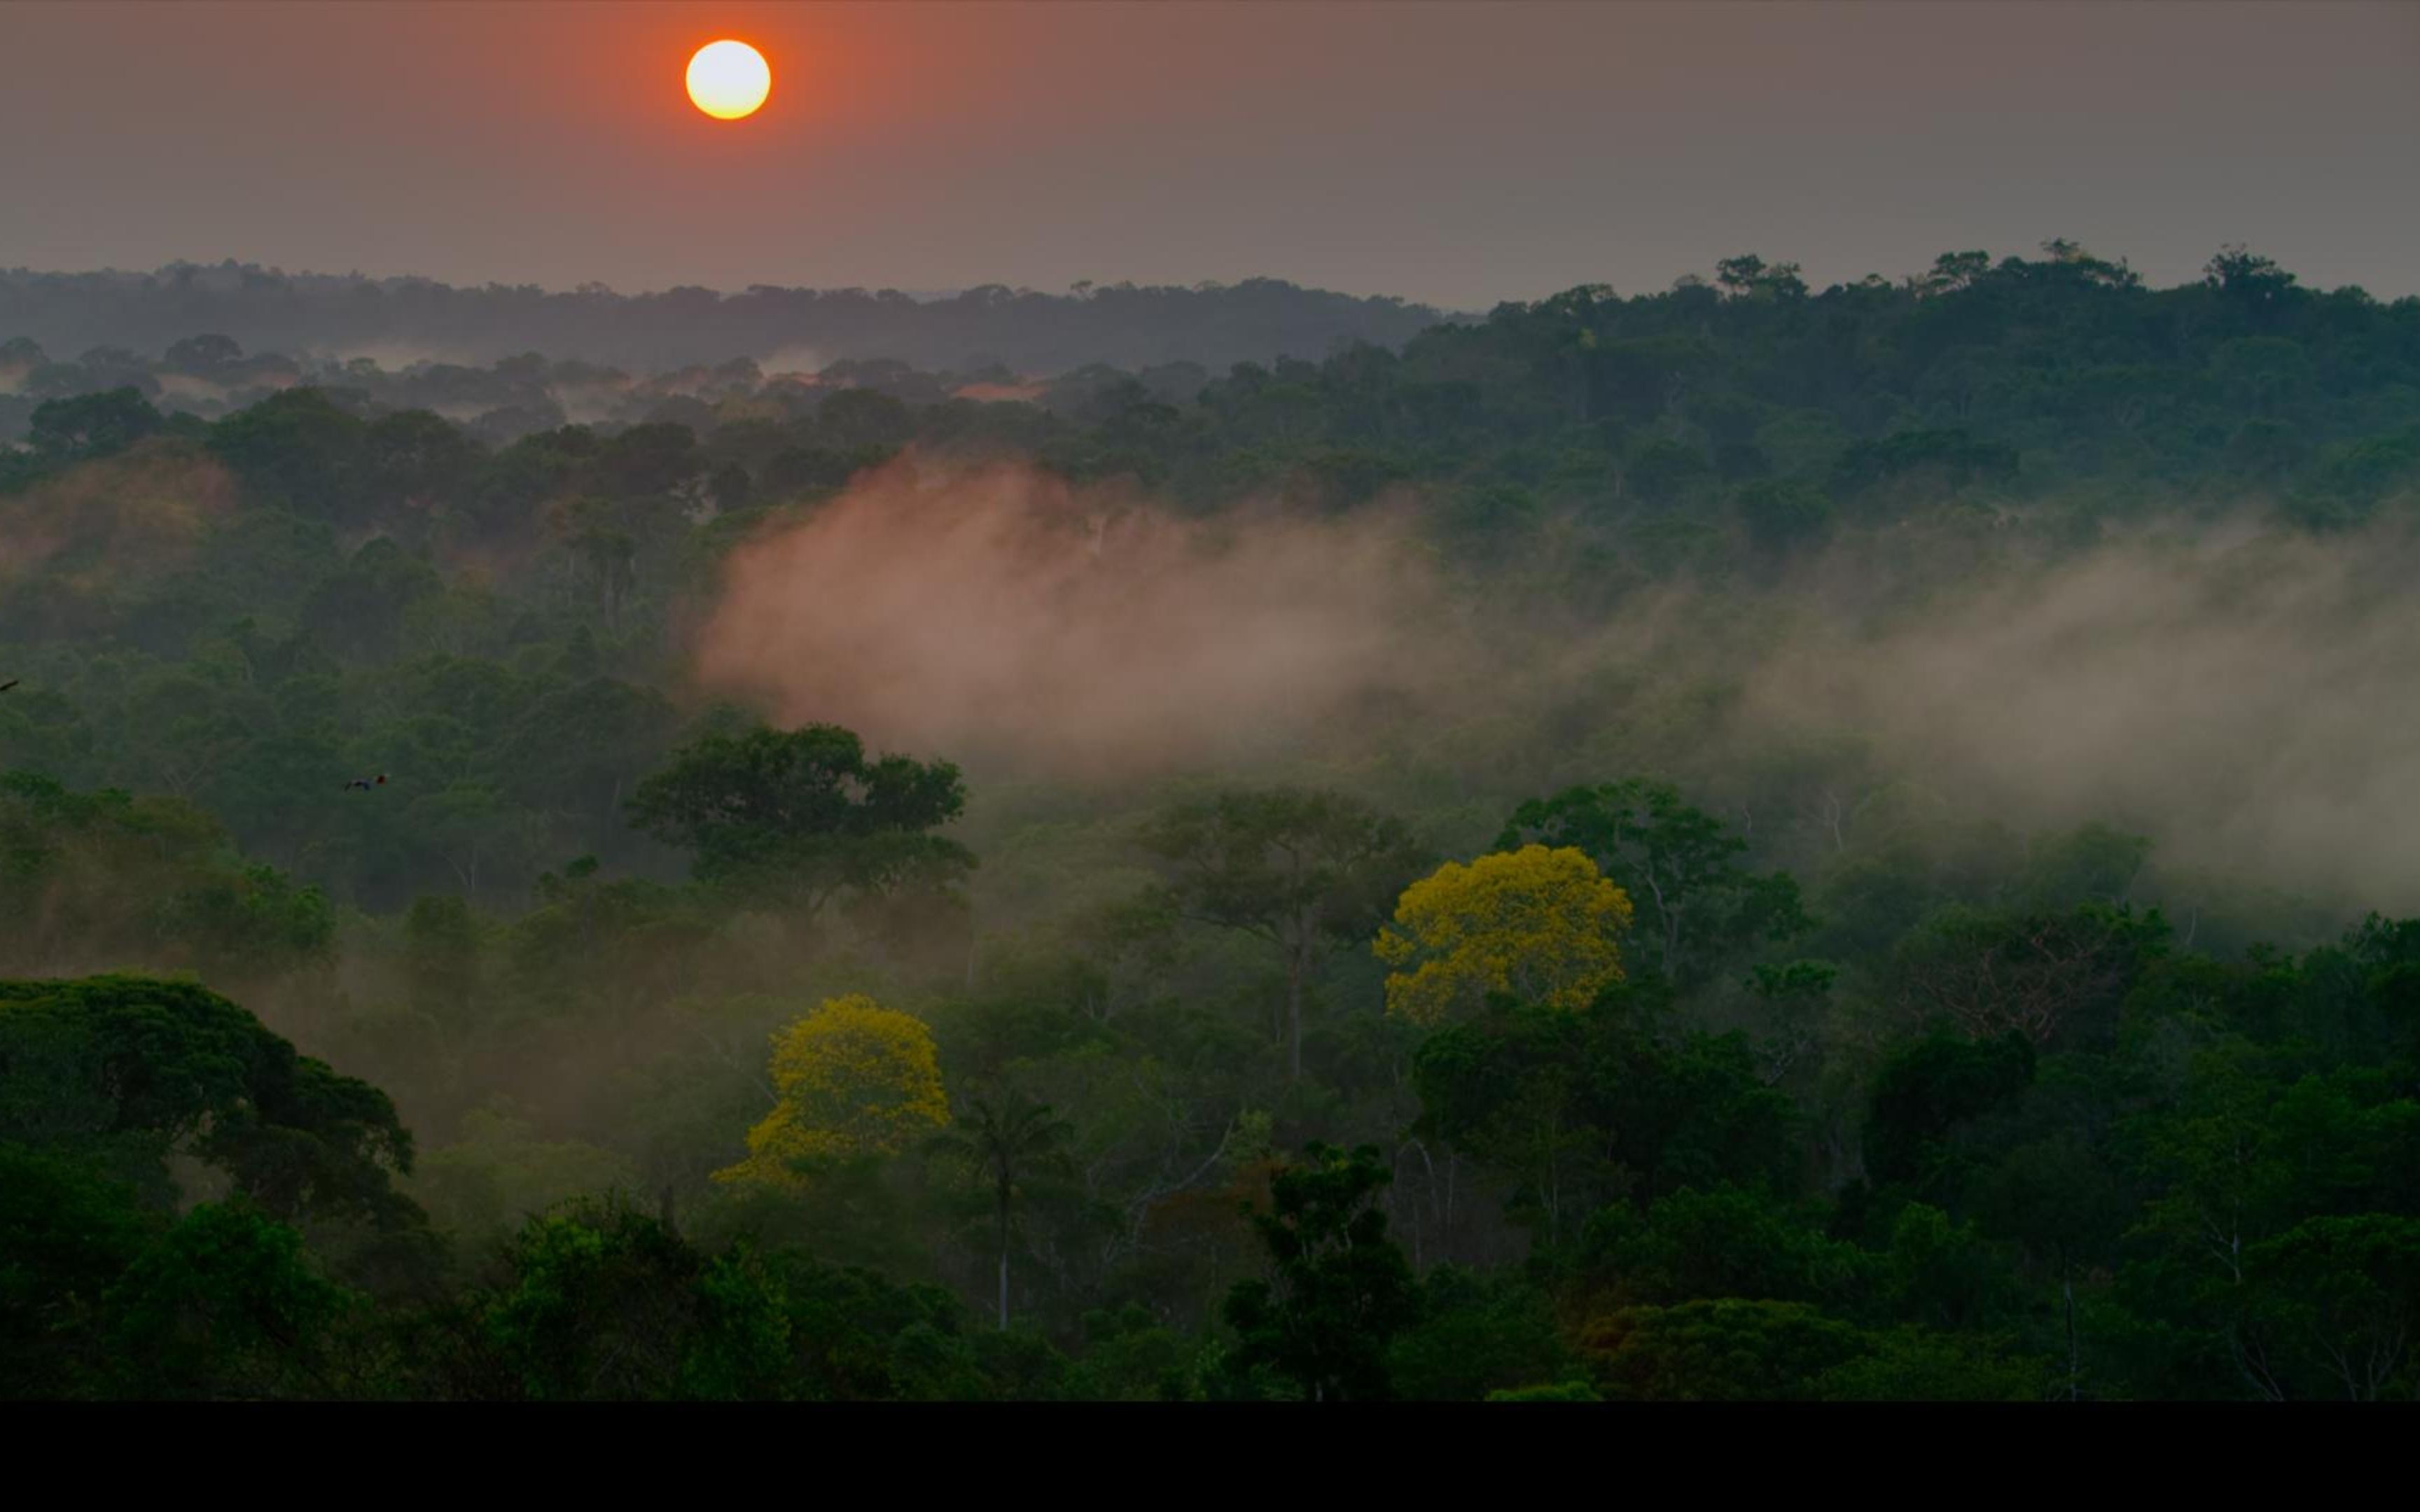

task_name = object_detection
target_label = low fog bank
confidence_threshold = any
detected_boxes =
[1740,520,2420,913]
[691,456,1478,779]
[692,456,2420,918]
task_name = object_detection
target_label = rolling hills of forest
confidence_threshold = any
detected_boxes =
[5,242,2419,1401]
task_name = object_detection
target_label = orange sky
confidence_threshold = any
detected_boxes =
[4,1,2416,306]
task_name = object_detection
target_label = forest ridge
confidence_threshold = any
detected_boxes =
[0,263,1450,378]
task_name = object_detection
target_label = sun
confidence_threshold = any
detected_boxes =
[686,40,771,120]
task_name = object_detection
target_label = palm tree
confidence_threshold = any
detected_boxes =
[929,1090,1074,1329]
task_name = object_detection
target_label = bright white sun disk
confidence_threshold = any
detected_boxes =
[687,41,770,120]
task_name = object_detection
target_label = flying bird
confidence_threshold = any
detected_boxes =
[344,774,389,792]
[0,679,18,692]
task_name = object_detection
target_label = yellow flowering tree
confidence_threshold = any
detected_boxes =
[714,993,950,1188]
[1374,844,1634,1026]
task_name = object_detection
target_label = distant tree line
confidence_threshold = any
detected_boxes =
[0,262,1449,375]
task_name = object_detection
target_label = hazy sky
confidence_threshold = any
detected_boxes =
[4,1,2414,309]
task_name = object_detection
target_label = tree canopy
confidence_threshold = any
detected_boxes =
[4,242,2419,1401]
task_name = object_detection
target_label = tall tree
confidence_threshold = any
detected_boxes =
[1376,844,1634,1026]
[929,1090,1076,1329]
[714,994,951,1189]
[0,974,419,1231]
[1892,902,2165,1049]
[27,387,165,462]
[628,722,972,922]
[1138,787,1426,1080]
[1497,779,1808,987]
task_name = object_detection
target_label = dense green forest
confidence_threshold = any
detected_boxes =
[4,244,2419,1401]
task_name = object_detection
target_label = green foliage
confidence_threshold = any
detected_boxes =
[481,1198,665,1395]
[29,388,166,462]
[2239,1214,2420,1401]
[0,773,333,983]
[1141,785,1426,1079]
[485,1196,788,1401]
[207,388,368,517]
[0,974,421,1230]
[0,1142,150,1397]
[1414,992,1802,1238]
[1064,1303,1208,1401]
[1578,1184,1865,1310]
[1734,477,1832,552]
[1861,1031,2036,1192]
[1412,999,1602,1239]
[628,722,972,918]
[106,1200,358,1399]
[1875,1201,2026,1333]
[1223,1143,1421,1401]
[1891,902,2168,1049]
[1581,1298,1870,1401]
[769,1249,1061,1401]
[1387,1266,1574,1401]
[1498,779,1810,987]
